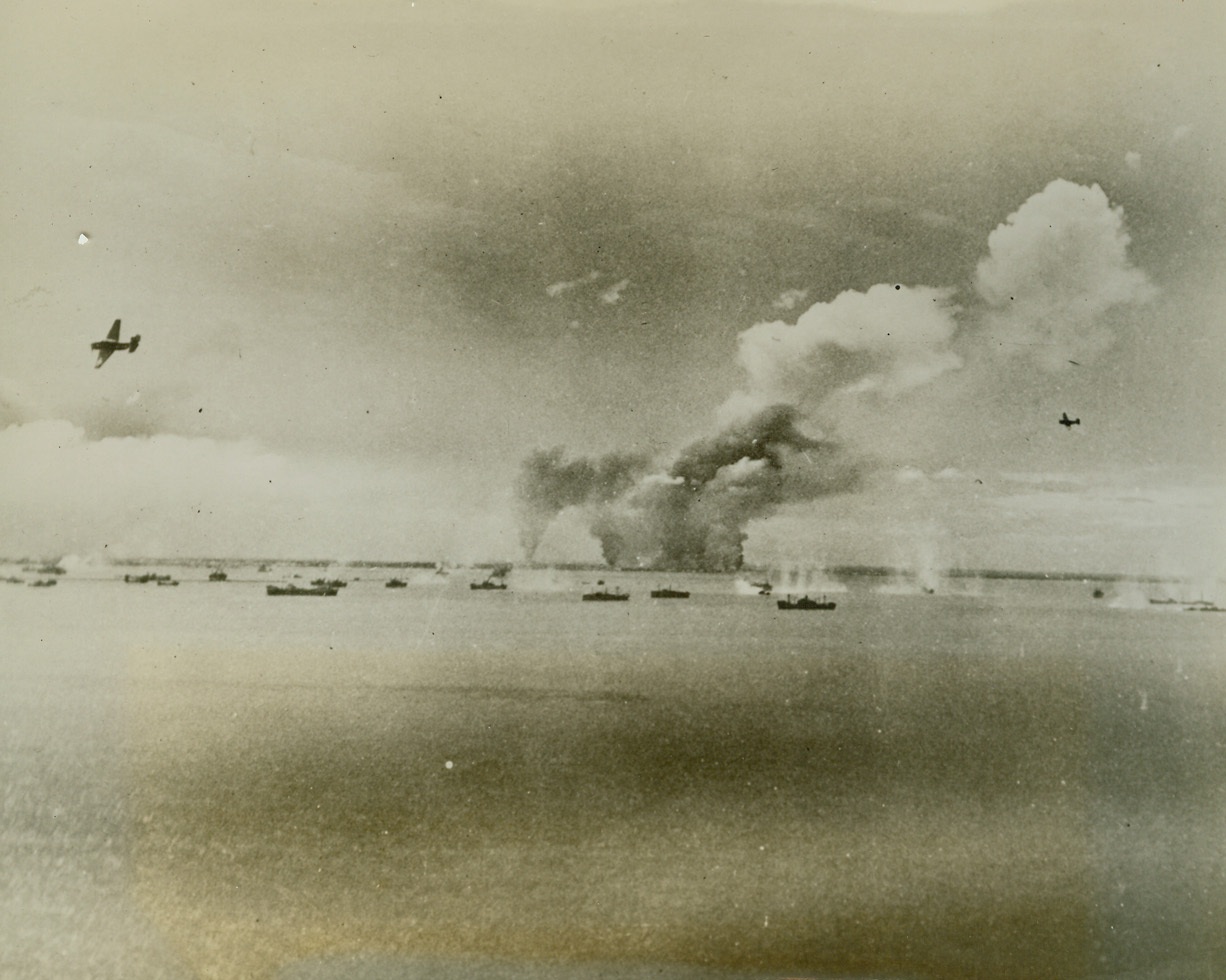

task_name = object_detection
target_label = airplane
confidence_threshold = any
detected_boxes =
[1059,412,1080,428]
[91,319,140,368]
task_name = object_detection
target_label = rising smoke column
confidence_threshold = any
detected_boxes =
[515,406,855,570]
[588,404,857,570]
[515,179,1155,570]
[514,446,649,558]
[515,285,953,570]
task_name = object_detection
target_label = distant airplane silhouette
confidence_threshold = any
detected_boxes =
[91,319,140,368]
[1059,412,1080,428]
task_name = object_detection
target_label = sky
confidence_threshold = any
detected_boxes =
[1,0,1223,575]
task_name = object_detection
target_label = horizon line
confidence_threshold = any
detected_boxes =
[2,555,1208,584]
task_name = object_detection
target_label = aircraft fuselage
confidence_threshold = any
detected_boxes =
[91,322,140,367]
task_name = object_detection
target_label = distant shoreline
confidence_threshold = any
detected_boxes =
[0,555,1198,584]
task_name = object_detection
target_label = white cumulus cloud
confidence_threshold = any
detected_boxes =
[975,179,1156,368]
[729,282,961,417]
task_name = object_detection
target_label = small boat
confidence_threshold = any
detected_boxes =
[311,578,347,589]
[471,563,511,590]
[650,586,690,599]
[124,573,158,584]
[1092,588,1105,599]
[28,579,58,588]
[156,579,179,587]
[582,588,629,602]
[752,580,772,595]
[267,584,337,597]
[777,594,836,610]
[1152,596,1221,610]
[208,570,228,582]
[385,578,408,588]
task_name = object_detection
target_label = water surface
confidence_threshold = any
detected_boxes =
[2,568,1223,979]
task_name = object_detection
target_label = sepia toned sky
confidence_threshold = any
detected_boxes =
[1,0,1223,574]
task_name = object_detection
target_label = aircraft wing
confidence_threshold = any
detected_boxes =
[106,319,121,341]
[95,347,114,369]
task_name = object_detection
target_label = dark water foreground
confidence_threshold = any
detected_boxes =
[2,578,1223,979]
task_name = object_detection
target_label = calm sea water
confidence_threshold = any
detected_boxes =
[2,565,1223,980]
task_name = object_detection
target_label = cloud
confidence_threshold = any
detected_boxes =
[0,420,281,557]
[0,421,516,560]
[0,374,51,429]
[895,466,928,484]
[747,463,1226,579]
[772,288,809,311]
[729,282,962,417]
[974,179,1156,369]
[545,270,601,298]
[513,179,1166,571]
[544,270,628,305]
[599,278,630,304]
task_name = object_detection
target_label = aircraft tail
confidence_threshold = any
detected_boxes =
[128,334,141,353]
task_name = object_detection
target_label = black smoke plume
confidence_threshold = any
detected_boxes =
[514,446,650,559]
[517,405,857,571]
